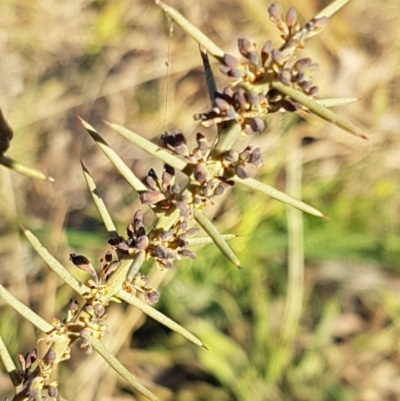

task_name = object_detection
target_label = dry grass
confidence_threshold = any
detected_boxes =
[1,0,400,400]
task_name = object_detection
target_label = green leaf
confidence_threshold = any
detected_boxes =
[89,337,159,401]
[193,209,241,268]
[104,121,188,172]
[233,176,327,219]
[79,117,147,192]
[21,227,88,296]
[0,155,54,181]
[156,1,224,61]
[117,290,207,349]
[81,162,118,239]
[271,82,367,140]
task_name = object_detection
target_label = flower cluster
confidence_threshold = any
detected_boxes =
[221,145,263,179]
[194,2,328,134]
[108,210,198,272]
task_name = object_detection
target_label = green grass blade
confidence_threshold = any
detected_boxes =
[0,335,19,387]
[271,82,367,139]
[193,209,241,268]
[21,227,87,296]
[315,0,350,19]
[89,337,158,401]
[117,290,207,349]
[232,176,327,219]
[79,117,147,192]
[155,1,224,61]
[104,121,187,172]
[211,122,242,155]
[0,155,54,181]
[81,162,118,239]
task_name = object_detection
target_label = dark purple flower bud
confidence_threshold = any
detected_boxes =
[235,165,250,179]
[180,249,197,259]
[215,97,231,112]
[144,173,158,191]
[213,184,225,196]
[299,80,312,92]
[48,385,59,398]
[249,148,263,166]
[69,298,79,312]
[161,260,174,269]
[160,230,174,241]
[309,85,319,96]
[230,69,245,79]
[268,2,281,22]
[224,149,239,163]
[108,236,125,247]
[247,51,260,66]
[136,235,149,250]
[220,65,232,76]
[194,163,208,184]
[306,17,328,33]
[196,133,209,154]
[133,210,144,230]
[239,146,252,161]
[162,164,175,188]
[285,6,297,27]
[223,53,240,68]
[261,40,272,64]
[272,49,284,64]
[69,254,97,277]
[235,88,249,111]
[250,118,265,135]
[105,251,112,263]
[43,348,56,365]
[25,349,38,369]
[247,92,260,106]
[280,69,291,84]
[28,388,39,399]
[238,38,252,57]
[293,57,312,72]
[145,289,160,304]
[223,86,234,97]
[140,191,165,205]
[102,260,120,279]
[153,245,171,260]
[93,303,105,318]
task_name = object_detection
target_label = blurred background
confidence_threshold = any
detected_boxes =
[1,0,400,400]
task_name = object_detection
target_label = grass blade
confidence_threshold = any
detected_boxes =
[315,0,350,19]
[117,290,207,349]
[271,82,367,139]
[194,209,241,268]
[81,161,118,239]
[0,285,53,333]
[21,227,87,296]
[186,234,238,246]
[79,117,147,192]
[317,97,358,107]
[104,121,187,172]
[232,176,327,219]
[89,337,158,401]
[0,155,54,181]
[155,0,224,61]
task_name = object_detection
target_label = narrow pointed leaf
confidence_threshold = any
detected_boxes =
[0,335,19,387]
[315,0,350,19]
[79,117,147,192]
[117,290,206,349]
[271,82,367,139]
[0,155,54,181]
[81,161,118,238]
[21,227,87,296]
[104,121,188,172]
[193,209,241,268]
[104,257,137,301]
[233,176,327,218]
[186,234,238,246]
[89,337,158,401]
[212,121,242,155]
[317,97,358,107]
[200,46,218,106]
[0,285,53,333]
[156,1,224,61]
